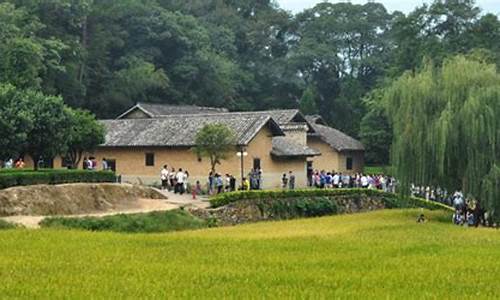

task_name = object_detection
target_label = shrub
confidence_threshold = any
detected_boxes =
[40,210,208,233]
[0,169,116,189]
[210,188,453,212]
[0,219,17,230]
[264,197,337,219]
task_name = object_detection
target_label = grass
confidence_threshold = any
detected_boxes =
[1,209,500,298]
[365,165,393,175]
[40,209,208,233]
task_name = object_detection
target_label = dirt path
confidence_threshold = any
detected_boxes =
[1,191,210,229]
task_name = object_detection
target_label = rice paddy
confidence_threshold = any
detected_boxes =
[1,209,499,299]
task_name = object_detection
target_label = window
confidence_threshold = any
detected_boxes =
[346,157,353,170]
[145,153,155,167]
[253,158,261,170]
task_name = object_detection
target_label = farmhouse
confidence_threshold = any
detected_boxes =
[43,103,364,188]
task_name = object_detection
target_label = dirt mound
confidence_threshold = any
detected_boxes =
[0,183,166,217]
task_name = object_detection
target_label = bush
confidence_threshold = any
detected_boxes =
[0,219,17,230]
[0,169,116,189]
[210,188,453,212]
[260,197,337,219]
[40,210,209,233]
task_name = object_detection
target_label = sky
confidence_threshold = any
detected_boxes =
[277,0,500,14]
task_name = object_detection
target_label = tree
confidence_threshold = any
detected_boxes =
[384,55,500,220]
[290,2,395,135]
[299,85,319,115]
[23,91,72,170]
[193,124,236,173]
[0,84,34,160]
[359,90,392,165]
[66,109,105,169]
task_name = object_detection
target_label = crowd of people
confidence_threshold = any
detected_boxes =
[411,185,491,227]
[160,165,191,195]
[306,170,397,193]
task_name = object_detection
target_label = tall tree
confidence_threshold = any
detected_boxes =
[0,84,33,160]
[384,56,500,220]
[23,91,72,170]
[291,2,395,135]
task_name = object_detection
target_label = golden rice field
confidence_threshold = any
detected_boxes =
[1,209,500,299]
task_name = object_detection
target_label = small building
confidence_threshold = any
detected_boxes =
[88,111,319,188]
[41,104,364,189]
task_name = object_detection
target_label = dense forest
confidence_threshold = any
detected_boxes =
[1,0,500,164]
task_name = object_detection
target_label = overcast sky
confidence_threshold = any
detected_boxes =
[277,0,500,14]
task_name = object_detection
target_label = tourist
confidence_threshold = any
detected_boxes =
[342,174,351,188]
[241,177,250,191]
[225,174,231,192]
[175,168,185,194]
[83,157,88,170]
[208,171,215,195]
[169,167,176,191]
[361,174,369,188]
[325,172,333,189]
[5,158,13,169]
[15,158,25,169]
[215,174,224,194]
[281,173,288,189]
[102,158,109,171]
[466,211,475,227]
[160,165,169,190]
[183,170,189,193]
[229,174,236,192]
[332,172,340,188]
[192,180,202,200]
[288,171,295,190]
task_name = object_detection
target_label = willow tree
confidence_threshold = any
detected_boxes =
[384,56,500,220]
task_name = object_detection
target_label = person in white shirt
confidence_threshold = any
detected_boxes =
[160,165,169,190]
[361,175,369,188]
[175,168,185,194]
[332,173,340,188]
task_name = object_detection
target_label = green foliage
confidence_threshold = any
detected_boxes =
[0,219,17,230]
[258,197,338,219]
[193,123,236,173]
[360,90,392,165]
[364,165,393,176]
[0,84,33,159]
[298,85,319,115]
[385,56,500,220]
[22,90,72,169]
[0,169,116,189]
[40,210,207,233]
[66,109,105,168]
[209,188,452,212]
[0,84,102,169]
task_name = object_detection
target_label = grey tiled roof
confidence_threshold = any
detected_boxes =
[305,115,364,151]
[271,137,321,157]
[309,123,364,152]
[117,102,228,119]
[101,114,283,147]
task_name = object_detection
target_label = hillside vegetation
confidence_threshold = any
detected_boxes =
[1,210,499,298]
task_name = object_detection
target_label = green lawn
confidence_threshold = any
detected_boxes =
[364,165,393,175]
[1,209,500,298]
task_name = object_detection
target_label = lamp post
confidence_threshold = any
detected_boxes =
[236,148,248,185]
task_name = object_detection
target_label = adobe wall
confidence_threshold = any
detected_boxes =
[307,137,364,174]
[83,127,307,189]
